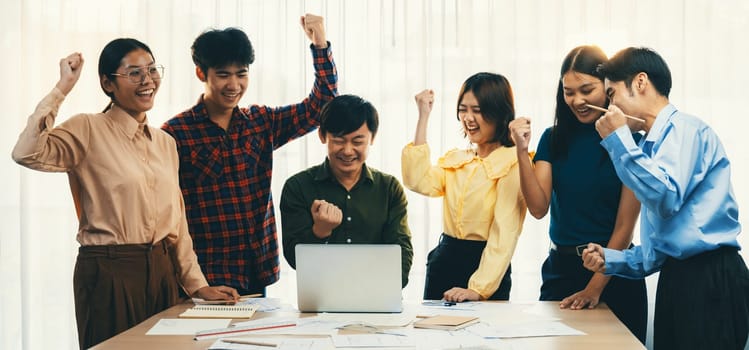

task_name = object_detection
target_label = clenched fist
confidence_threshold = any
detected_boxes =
[414,89,434,117]
[310,199,342,238]
[56,52,84,96]
[300,14,327,49]
[582,243,607,273]
[508,117,532,151]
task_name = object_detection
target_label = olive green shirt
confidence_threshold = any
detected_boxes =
[280,159,413,287]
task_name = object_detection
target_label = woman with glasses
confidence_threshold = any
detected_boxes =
[12,38,238,349]
[507,46,647,344]
[402,73,527,302]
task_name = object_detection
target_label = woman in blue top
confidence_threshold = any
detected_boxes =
[508,45,647,344]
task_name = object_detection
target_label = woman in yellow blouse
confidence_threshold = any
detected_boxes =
[12,40,238,349]
[402,73,526,302]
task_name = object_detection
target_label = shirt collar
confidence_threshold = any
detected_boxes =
[190,94,248,123]
[644,103,677,143]
[438,146,518,179]
[314,158,374,185]
[107,104,152,140]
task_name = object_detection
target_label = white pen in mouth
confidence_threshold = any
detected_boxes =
[584,104,645,123]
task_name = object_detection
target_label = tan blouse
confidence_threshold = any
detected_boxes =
[12,87,208,294]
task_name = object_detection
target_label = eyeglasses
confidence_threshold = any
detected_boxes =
[110,65,165,84]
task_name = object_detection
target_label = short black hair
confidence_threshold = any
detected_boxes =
[191,27,255,73]
[320,95,379,138]
[597,47,672,97]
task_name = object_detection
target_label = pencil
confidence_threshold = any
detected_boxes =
[222,338,278,347]
[585,104,645,123]
[193,293,260,305]
[240,293,263,299]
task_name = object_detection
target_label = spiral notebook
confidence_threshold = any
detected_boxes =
[179,304,259,319]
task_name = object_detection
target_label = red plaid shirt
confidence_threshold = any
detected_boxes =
[162,44,337,290]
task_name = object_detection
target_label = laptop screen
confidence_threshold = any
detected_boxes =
[295,244,403,313]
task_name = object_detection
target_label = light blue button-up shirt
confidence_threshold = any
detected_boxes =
[599,104,741,278]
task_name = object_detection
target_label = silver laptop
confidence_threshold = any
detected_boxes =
[295,244,403,313]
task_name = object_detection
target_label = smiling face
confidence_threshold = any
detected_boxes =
[102,48,159,120]
[562,71,607,124]
[458,91,496,146]
[201,63,249,113]
[320,122,373,182]
[605,78,645,130]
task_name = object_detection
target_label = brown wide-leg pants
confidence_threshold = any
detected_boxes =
[73,241,179,349]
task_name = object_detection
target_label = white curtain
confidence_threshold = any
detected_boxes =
[2,1,748,349]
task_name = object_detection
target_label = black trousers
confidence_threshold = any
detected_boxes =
[654,246,749,350]
[73,241,179,349]
[540,247,648,344]
[424,233,511,300]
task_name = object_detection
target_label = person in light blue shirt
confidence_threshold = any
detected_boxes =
[582,47,749,350]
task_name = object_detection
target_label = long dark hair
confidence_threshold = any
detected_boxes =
[98,38,154,112]
[456,72,515,147]
[550,45,607,159]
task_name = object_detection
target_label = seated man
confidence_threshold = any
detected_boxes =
[280,94,413,287]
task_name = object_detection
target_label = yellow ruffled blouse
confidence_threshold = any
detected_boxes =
[402,142,526,299]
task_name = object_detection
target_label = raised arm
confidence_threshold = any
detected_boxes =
[508,117,552,218]
[300,13,327,49]
[264,14,338,149]
[56,53,84,95]
[12,53,89,171]
[598,105,705,219]
[402,89,446,197]
[413,89,434,145]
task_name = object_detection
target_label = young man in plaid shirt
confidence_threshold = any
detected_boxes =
[162,14,338,296]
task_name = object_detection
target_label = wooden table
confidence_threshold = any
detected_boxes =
[92,300,645,350]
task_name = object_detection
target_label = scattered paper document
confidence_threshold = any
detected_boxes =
[146,318,230,335]
[237,298,282,312]
[439,302,560,326]
[235,317,342,336]
[316,312,415,327]
[195,318,297,340]
[466,320,586,338]
[331,333,416,348]
[394,328,510,349]
[208,337,332,350]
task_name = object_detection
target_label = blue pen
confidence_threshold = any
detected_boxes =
[422,300,457,307]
